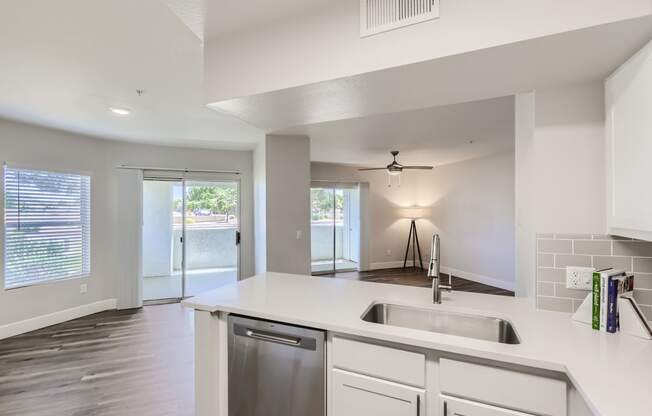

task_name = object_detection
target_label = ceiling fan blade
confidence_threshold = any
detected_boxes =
[402,166,434,170]
[357,167,389,171]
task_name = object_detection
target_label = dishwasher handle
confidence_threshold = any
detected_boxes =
[233,323,318,350]
[246,329,300,346]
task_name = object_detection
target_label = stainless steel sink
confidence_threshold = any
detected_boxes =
[361,303,520,344]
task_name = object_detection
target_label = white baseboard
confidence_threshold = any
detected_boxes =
[0,299,117,340]
[440,267,515,291]
[368,260,417,270]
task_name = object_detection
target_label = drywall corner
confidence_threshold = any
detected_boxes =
[515,91,536,299]
[253,140,267,274]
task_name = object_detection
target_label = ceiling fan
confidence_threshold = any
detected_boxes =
[358,151,433,176]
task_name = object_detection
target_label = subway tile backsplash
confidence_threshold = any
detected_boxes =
[536,233,652,320]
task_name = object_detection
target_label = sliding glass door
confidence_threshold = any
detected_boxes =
[183,180,239,297]
[311,183,360,274]
[142,179,184,300]
[311,188,335,273]
[142,177,240,302]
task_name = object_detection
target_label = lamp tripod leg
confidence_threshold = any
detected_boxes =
[414,222,424,270]
[412,221,416,270]
[403,221,413,269]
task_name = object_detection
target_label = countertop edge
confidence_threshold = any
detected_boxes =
[182,273,652,416]
[181,300,567,372]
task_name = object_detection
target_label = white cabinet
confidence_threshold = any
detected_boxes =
[606,39,652,240]
[441,395,533,416]
[439,358,566,416]
[329,338,569,416]
[331,369,425,416]
[332,336,425,387]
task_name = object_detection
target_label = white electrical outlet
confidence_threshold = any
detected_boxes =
[566,266,594,290]
[80,283,88,294]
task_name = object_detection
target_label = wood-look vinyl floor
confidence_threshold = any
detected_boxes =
[0,304,194,416]
[322,267,515,297]
[0,269,511,416]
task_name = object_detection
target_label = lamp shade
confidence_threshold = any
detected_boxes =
[401,207,428,219]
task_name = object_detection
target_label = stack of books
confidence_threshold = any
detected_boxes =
[591,268,634,333]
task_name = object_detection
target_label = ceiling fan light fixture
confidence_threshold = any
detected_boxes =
[357,151,433,179]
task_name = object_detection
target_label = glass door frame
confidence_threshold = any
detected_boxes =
[142,172,241,302]
[310,181,360,275]
[310,186,337,275]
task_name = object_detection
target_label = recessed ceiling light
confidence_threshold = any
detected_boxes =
[109,107,131,116]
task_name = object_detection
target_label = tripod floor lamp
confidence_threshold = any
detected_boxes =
[402,207,427,270]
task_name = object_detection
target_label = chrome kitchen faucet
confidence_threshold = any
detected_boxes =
[428,234,452,303]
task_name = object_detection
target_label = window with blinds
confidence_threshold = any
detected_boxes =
[3,166,91,289]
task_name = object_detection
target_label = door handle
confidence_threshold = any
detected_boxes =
[443,400,465,416]
[235,230,241,245]
[342,384,406,402]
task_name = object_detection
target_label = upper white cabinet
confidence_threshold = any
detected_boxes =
[606,40,652,241]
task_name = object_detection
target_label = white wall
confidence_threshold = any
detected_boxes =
[263,135,312,275]
[427,153,515,289]
[532,82,606,233]
[204,0,651,102]
[0,118,254,327]
[515,81,607,299]
[312,151,516,290]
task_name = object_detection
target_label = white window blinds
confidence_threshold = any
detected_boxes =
[4,166,91,289]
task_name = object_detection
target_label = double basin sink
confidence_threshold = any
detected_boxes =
[362,303,520,345]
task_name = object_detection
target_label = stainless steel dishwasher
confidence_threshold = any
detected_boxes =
[228,315,325,416]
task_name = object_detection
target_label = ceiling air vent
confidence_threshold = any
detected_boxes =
[360,0,440,37]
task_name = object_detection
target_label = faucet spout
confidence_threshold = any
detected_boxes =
[428,234,451,303]
[427,234,440,279]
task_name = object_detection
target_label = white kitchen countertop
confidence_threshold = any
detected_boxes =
[183,272,652,416]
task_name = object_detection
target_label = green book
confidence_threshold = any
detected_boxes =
[592,272,601,330]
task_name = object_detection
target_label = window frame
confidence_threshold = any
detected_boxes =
[2,162,93,290]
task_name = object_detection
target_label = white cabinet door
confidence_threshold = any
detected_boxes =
[439,358,566,416]
[606,39,652,240]
[332,369,425,416]
[332,336,426,387]
[441,395,534,416]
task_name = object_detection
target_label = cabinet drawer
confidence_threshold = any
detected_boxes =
[332,369,425,416]
[439,359,566,416]
[332,336,425,387]
[442,395,533,416]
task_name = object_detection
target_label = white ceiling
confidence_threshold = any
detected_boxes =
[277,96,515,167]
[210,15,652,132]
[3,1,650,161]
[164,0,205,40]
[205,0,332,40]
[0,0,262,150]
